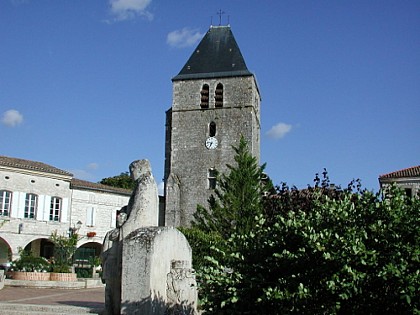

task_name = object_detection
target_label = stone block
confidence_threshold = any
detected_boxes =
[121,227,197,315]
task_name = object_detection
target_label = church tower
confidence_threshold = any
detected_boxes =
[164,25,261,227]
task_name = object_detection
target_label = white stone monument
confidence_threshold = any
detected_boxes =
[101,160,197,315]
[121,227,197,314]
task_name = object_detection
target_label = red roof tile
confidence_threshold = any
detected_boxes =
[379,165,420,179]
[0,155,72,176]
[1,155,132,196]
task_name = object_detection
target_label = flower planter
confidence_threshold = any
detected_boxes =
[87,232,96,238]
[50,272,77,282]
[12,271,50,281]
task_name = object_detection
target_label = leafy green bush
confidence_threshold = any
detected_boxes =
[50,231,78,273]
[188,137,420,313]
[198,183,420,314]
[10,248,51,272]
[75,267,92,278]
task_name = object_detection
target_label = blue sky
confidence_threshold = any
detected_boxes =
[1,0,419,194]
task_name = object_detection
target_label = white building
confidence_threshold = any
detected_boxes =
[0,155,131,266]
[379,165,420,198]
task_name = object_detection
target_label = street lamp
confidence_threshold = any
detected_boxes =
[69,220,82,236]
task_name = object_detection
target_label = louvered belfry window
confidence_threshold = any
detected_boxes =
[215,83,223,107]
[200,84,209,108]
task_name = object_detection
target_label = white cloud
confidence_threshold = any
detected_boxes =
[87,162,99,170]
[109,0,153,21]
[70,163,99,181]
[167,28,203,48]
[70,169,96,181]
[1,109,23,127]
[266,122,292,139]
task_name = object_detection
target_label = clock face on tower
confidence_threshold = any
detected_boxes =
[205,137,218,149]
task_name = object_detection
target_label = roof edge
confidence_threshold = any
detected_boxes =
[71,178,132,196]
[379,165,420,179]
[172,70,253,81]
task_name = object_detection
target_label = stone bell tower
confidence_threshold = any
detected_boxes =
[164,25,261,227]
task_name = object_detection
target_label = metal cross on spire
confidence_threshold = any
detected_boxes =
[216,9,225,25]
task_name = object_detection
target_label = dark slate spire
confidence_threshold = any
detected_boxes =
[172,26,252,81]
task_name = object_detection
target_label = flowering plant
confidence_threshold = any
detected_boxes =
[87,231,96,238]
[10,248,51,272]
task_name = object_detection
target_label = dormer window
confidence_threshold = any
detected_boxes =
[215,83,223,107]
[200,84,209,108]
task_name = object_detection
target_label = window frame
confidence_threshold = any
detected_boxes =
[0,190,12,217]
[208,168,217,190]
[209,121,217,137]
[215,83,223,107]
[24,193,38,219]
[200,84,209,108]
[49,196,62,222]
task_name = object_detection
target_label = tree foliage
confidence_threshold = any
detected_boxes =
[185,139,420,314]
[99,172,136,190]
[198,181,420,314]
[192,136,272,239]
[50,231,79,273]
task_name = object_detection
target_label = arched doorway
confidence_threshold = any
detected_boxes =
[0,237,12,270]
[23,238,54,260]
[74,242,102,278]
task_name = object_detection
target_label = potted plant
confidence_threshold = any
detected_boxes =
[49,231,78,281]
[9,248,51,281]
[87,231,96,238]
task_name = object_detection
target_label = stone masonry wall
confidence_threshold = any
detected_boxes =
[165,75,261,227]
[0,167,129,262]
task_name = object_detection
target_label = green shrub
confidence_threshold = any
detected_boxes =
[10,248,51,272]
[75,267,92,278]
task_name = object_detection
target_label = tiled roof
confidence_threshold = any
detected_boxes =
[1,155,132,196]
[0,155,72,176]
[379,165,420,179]
[173,26,252,81]
[71,178,132,196]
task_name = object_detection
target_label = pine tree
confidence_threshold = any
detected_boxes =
[193,136,270,238]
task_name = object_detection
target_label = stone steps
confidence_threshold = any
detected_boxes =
[0,303,103,315]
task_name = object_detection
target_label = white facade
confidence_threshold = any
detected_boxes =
[379,165,420,198]
[0,156,130,264]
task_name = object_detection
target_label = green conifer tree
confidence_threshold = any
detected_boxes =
[193,136,270,238]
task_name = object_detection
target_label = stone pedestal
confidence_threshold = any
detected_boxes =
[121,227,197,315]
[0,270,5,290]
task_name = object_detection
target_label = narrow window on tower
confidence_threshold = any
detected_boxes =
[200,84,209,108]
[209,121,216,137]
[215,83,223,107]
[208,168,217,189]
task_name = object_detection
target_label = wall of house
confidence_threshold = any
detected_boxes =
[0,167,130,263]
[0,168,72,261]
[71,188,129,247]
[379,178,420,197]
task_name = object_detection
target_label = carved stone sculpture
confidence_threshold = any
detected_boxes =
[102,160,197,315]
